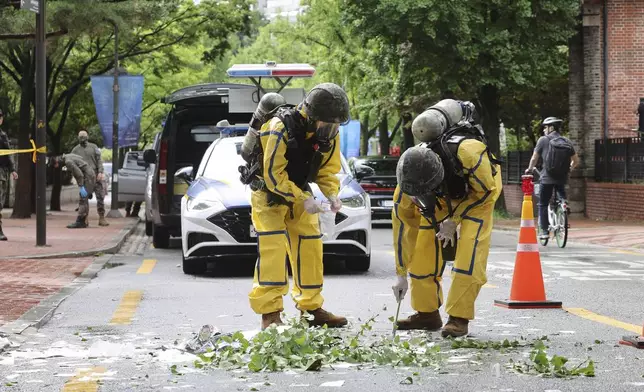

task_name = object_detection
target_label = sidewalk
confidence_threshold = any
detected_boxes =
[0,204,140,329]
[0,205,138,259]
[495,217,644,249]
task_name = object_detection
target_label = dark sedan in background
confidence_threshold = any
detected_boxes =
[347,155,399,222]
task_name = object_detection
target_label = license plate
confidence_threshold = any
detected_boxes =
[249,225,257,238]
[382,200,394,207]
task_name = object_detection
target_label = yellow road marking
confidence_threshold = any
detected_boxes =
[564,307,642,334]
[137,259,157,274]
[109,290,143,325]
[62,367,106,392]
[483,283,498,288]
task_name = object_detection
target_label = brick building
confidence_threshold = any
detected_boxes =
[505,0,644,221]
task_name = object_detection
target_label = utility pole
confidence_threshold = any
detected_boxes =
[106,20,122,219]
[35,0,47,246]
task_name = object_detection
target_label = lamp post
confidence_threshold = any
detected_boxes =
[106,19,122,219]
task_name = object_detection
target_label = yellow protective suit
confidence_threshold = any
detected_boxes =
[392,139,502,320]
[248,114,342,315]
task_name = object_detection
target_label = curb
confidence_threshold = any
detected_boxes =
[8,218,140,260]
[0,223,140,335]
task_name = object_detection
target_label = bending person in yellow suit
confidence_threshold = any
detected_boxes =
[248,83,350,330]
[392,99,502,337]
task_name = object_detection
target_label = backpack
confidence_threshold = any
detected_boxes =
[543,135,574,177]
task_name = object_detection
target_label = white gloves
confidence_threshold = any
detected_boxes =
[436,219,457,248]
[303,196,325,214]
[392,275,408,302]
[328,195,342,213]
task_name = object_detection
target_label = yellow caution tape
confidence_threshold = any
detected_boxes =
[0,139,47,163]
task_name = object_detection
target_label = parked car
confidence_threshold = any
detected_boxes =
[118,151,146,203]
[180,135,372,275]
[142,82,258,249]
[347,155,399,222]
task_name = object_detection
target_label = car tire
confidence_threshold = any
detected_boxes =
[182,252,207,275]
[152,224,170,249]
[345,255,371,272]
[145,218,153,236]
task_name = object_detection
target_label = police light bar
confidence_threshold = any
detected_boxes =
[219,126,249,138]
[227,62,315,78]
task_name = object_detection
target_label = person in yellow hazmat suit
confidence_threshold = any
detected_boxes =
[391,99,503,337]
[246,83,350,330]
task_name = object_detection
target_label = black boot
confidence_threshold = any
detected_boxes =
[67,216,88,229]
[0,225,6,241]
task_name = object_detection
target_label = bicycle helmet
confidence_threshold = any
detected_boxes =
[542,117,563,127]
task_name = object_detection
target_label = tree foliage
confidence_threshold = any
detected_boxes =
[0,0,256,216]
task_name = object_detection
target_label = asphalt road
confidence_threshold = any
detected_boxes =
[1,223,644,391]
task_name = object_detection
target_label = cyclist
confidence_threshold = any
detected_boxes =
[525,117,579,240]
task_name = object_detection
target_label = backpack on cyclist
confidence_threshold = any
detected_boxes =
[543,135,574,178]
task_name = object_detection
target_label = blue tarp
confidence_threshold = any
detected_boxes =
[339,120,361,159]
[90,75,144,149]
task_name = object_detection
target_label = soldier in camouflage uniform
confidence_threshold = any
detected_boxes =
[0,109,19,241]
[71,129,108,226]
[50,153,96,229]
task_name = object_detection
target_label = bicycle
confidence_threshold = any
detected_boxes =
[535,185,569,248]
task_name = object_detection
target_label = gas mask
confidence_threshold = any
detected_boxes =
[79,135,88,147]
[411,192,439,229]
[314,121,339,152]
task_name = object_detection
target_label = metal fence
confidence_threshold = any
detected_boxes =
[595,137,644,183]
[501,150,532,184]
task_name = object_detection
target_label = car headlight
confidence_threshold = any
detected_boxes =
[341,193,367,209]
[186,196,225,212]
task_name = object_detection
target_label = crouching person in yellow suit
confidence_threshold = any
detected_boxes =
[391,99,502,337]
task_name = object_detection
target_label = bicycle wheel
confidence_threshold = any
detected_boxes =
[537,215,549,246]
[555,205,568,248]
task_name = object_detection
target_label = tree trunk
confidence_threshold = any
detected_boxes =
[378,113,390,156]
[11,53,35,219]
[478,84,504,210]
[49,133,62,211]
[360,115,369,156]
[401,112,414,152]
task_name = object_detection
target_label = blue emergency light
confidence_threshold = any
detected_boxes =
[227,63,315,78]
[219,126,249,138]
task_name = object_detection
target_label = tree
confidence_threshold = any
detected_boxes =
[0,0,256,216]
[342,0,580,157]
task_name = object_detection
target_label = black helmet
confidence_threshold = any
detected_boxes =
[542,117,563,128]
[396,145,444,197]
[302,83,350,124]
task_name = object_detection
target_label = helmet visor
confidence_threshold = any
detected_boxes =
[411,192,437,213]
[316,122,340,142]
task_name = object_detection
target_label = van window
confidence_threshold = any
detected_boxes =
[191,126,220,143]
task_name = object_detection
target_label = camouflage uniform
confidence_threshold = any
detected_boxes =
[0,128,16,237]
[71,141,105,215]
[62,153,96,228]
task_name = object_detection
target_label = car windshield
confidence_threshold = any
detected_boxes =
[203,140,348,181]
[359,159,398,176]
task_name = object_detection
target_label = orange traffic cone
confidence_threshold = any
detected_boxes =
[619,323,644,349]
[494,175,562,309]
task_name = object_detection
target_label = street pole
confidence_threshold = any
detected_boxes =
[35,0,47,246]
[106,20,122,219]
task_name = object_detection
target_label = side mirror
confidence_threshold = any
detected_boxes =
[354,164,375,181]
[175,166,194,185]
[143,149,156,164]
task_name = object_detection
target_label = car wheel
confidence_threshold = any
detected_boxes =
[182,252,207,275]
[145,218,153,236]
[152,224,170,249]
[345,255,370,272]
